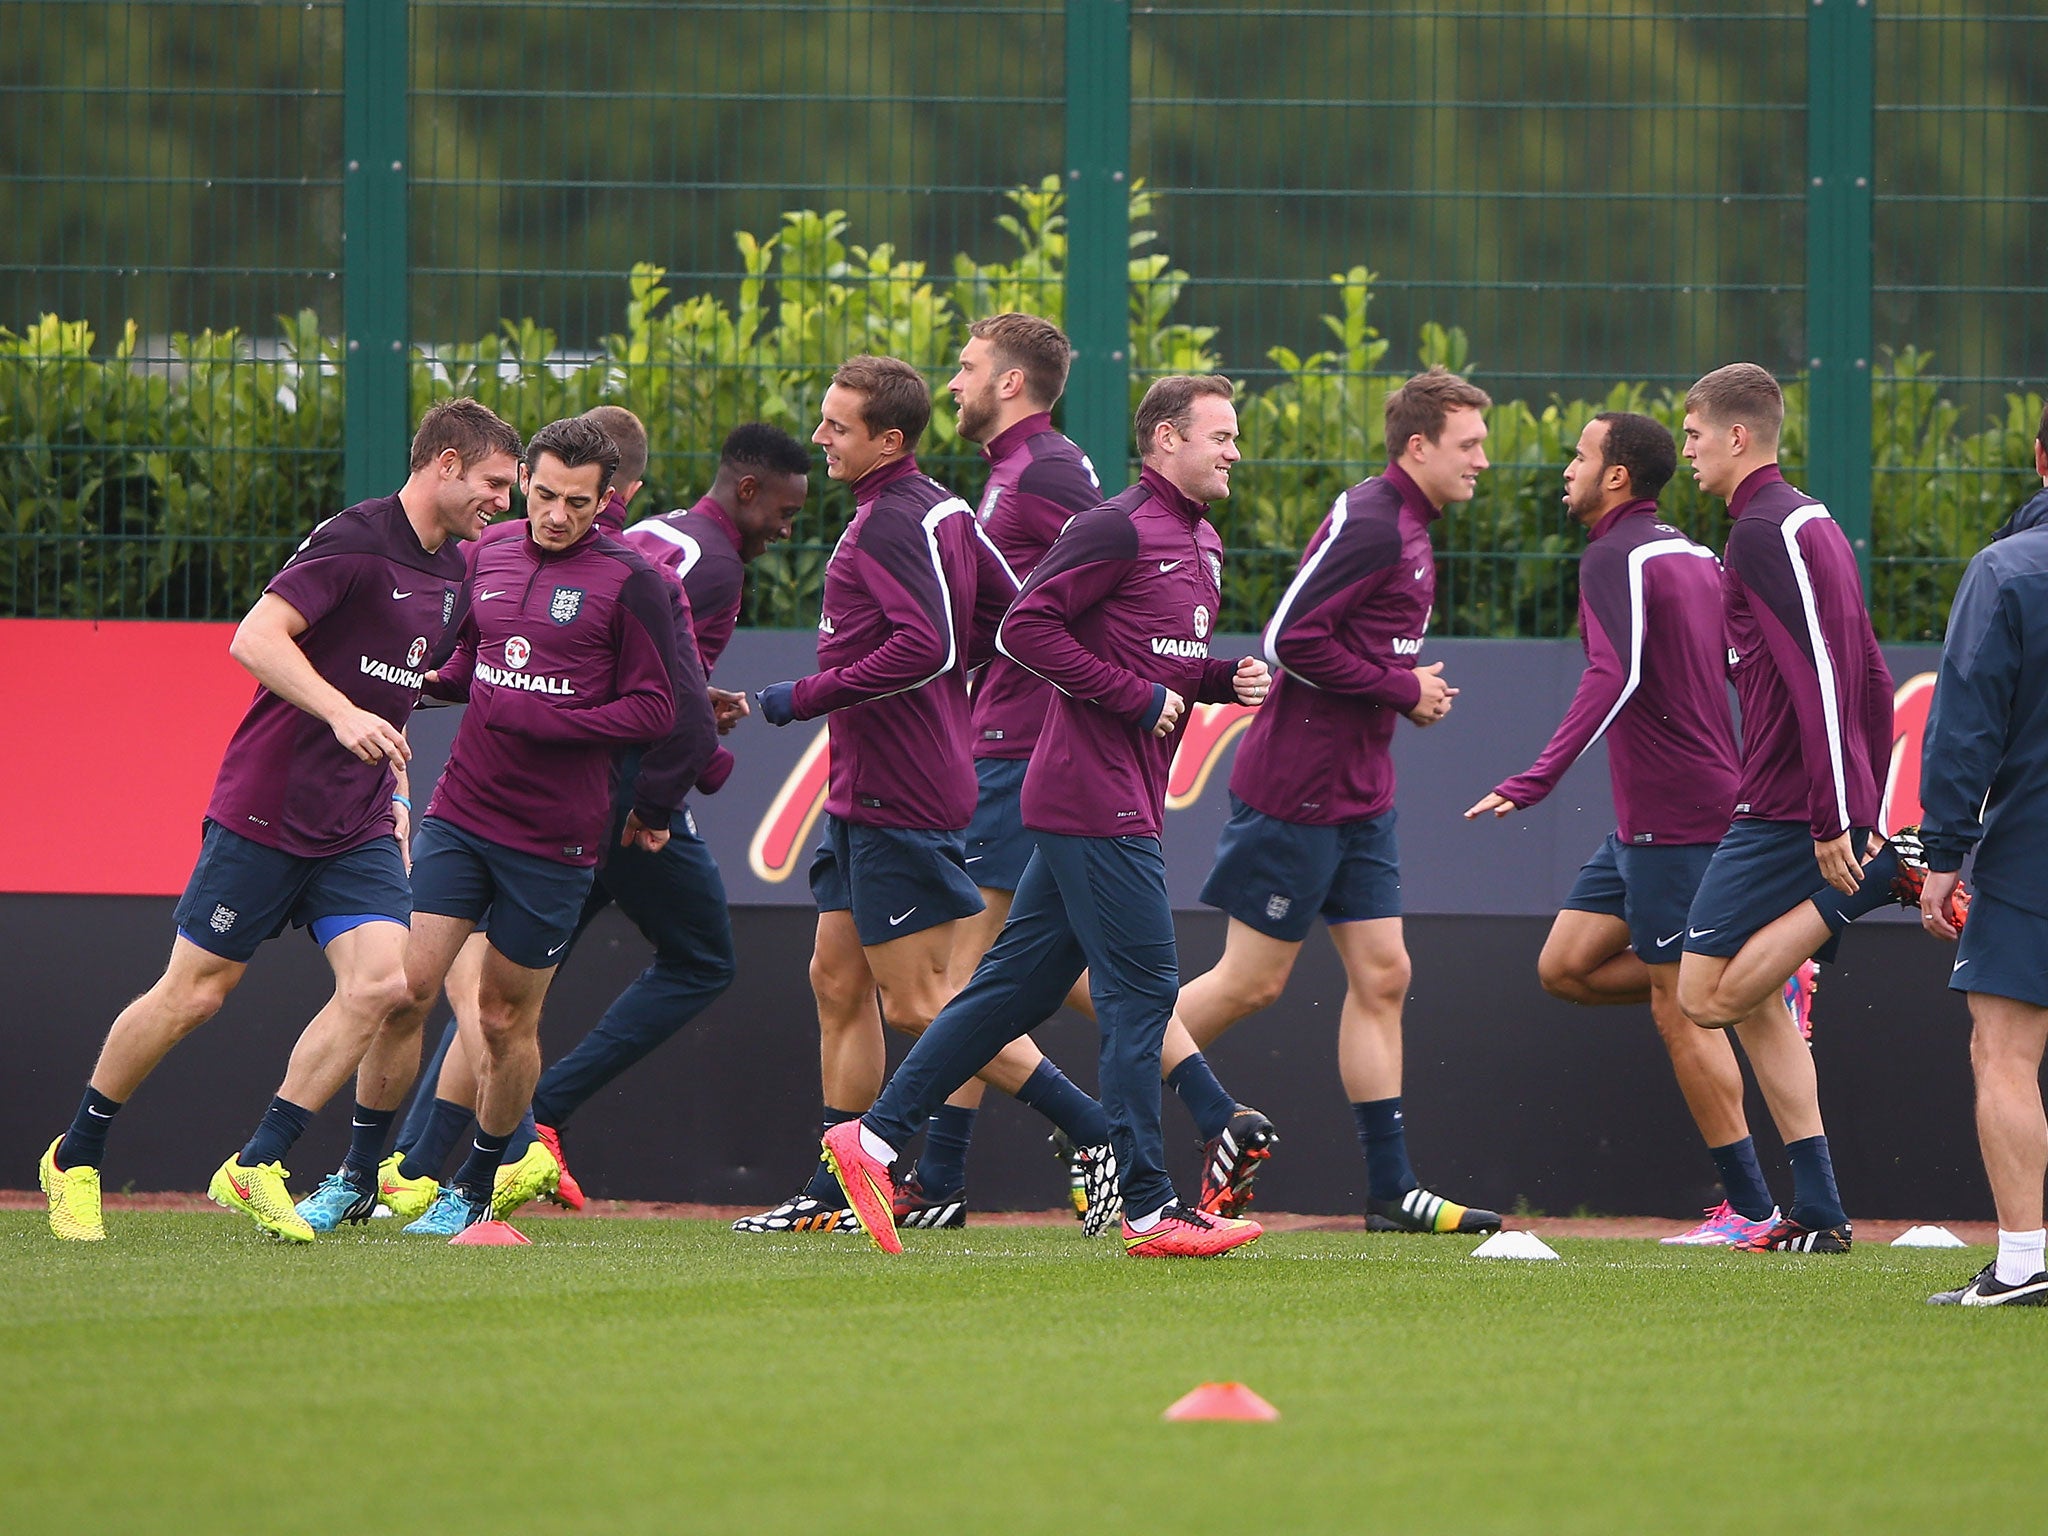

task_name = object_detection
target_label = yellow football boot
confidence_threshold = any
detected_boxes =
[208,1156,315,1243]
[39,1137,106,1241]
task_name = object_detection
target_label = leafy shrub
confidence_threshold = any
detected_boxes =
[3,180,2037,637]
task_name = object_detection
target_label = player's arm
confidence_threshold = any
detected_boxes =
[230,591,409,767]
[1725,519,1858,859]
[1919,555,2019,875]
[621,574,720,836]
[1477,547,1633,818]
[963,522,1023,671]
[486,568,680,748]
[997,509,1164,725]
[1262,504,1425,711]
[779,505,956,720]
[1860,625,1896,832]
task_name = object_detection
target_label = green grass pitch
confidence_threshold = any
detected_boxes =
[4,1211,2041,1535]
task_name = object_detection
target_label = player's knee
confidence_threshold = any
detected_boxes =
[877,990,942,1037]
[1536,957,1591,1004]
[808,953,863,1015]
[1677,979,1738,1030]
[343,971,412,1025]
[1352,955,1409,1014]
[160,971,233,1032]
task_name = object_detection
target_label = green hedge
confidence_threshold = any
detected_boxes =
[3,179,2038,638]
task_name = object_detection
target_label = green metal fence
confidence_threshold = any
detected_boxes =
[3,0,2043,638]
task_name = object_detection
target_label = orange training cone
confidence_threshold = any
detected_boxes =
[1162,1382,1280,1421]
[450,1220,531,1246]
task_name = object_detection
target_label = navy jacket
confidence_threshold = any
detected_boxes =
[1920,513,2048,914]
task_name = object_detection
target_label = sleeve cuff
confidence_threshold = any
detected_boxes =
[1136,683,1168,732]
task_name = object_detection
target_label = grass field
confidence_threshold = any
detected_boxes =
[4,1210,2040,1535]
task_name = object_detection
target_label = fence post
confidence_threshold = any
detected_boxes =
[1806,0,1875,587]
[1064,0,1131,481]
[343,0,410,506]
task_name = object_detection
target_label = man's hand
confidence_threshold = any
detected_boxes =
[1920,868,1963,941]
[1814,832,1861,896]
[1464,791,1516,821]
[1152,688,1188,738]
[1232,656,1272,707]
[709,685,750,735]
[756,681,798,727]
[330,706,410,766]
[1404,661,1458,727]
[621,811,671,854]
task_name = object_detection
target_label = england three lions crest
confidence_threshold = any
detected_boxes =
[549,586,585,624]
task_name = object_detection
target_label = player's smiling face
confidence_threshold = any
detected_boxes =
[947,337,1007,445]
[1404,406,1489,509]
[521,452,609,550]
[813,384,901,483]
[735,469,810,562]
[1156,393,1241,503]
[435,448,518,541]
[1682,411,1741,500]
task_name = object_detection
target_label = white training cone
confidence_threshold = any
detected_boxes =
[1471,1230,1560,1260]
[1891,1224,1967,1248]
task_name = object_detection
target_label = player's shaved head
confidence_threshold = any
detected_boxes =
[1684,363,1784,450]
[409,397,521,473]
[582,405,648,488]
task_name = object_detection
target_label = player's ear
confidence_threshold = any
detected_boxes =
[733,472,760,506]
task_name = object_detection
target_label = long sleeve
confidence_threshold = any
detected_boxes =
[1920,556,2020,870]
[1262,501,1423,711]
[790,503,956,719]
[1862,626,1896,823]
[625,575,719,829]
[1495,554,1633,808]
[964,521,1021,671]
[996,509,1158,722]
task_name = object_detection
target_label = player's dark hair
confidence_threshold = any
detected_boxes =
[720,421,812,480]
[968,312,1073,408]
[582,405,648,487]
[1384,367,1492,458]
[1592,412,1678,502]
[1684,362,1784,447]
[409,397,521,473]
[524,415,620,494]
[1135,374,1236,458]
[2036,397,2047,459]
[831,355,933,447]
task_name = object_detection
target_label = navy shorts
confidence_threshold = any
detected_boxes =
[1199,796,1402,943]
[1562,834,1717,967]
[410,815,595,970]
[1949,889,2048,1009]
[808,813,984,947]
[1683,819,1875,963]
[174,819,410,963]
[962,757,1035,892]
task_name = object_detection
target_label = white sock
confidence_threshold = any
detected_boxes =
[1126,1204,1169,1233]
[1995,1228,2045,1287]
[858,1125,897,1165]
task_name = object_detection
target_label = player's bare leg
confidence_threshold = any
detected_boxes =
[85,938,248,1101]
[1967,995,2048,1234]
[863,919,1040,1094]
[355,912,476,1112]
[467,945,555,1142]
[1537,909,1653,1006]
[425,934,489,1112]
[274,920,413,1110]
[1676,902,1831,1028]
[812,910,889,1109]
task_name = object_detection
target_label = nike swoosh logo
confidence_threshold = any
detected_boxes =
[351,1119,378,1129]
[1414,566,1428,580]
[1657,931,1683,948]
[1953,958,1970,972]
[964,855,983,864]
[547,939,571,957]
[228,1173,255,1202]
[889,908,917,926]
[1158,560,1183,573]
[1688,926,1717,939]
[479,589,508,601]
[86,1107,114,1118]
[391,588,413,599]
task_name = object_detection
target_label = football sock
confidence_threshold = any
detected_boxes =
[1995,1228,2046,1287]
[1352,1097,1417,1202]
[1811,842,1902,932]
[913,1106,975,1199]
[57,1087,123,1170]
[1014,1060,1113,1147]
[1783,1134,1847,1229]
[452,1126,514,1200]
[399,1098,473,1183]
[857,1124,897,1165]
[801,1108,860,1204]
[340,1102,396,1186]
[239,1096,313,1167]
[1167,1053,1237,1141]
[1708,1136,1777,1222]
[504,1108,538,1163]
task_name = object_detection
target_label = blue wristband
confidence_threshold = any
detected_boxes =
[392,794,412,811]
